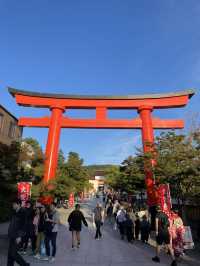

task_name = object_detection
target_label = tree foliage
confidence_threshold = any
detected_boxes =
[105,156,145,194]
[19,138,44,183]
[105,130,200,207]
[152,131,200,205]
[45,151,90,199]
[0,141,21,221]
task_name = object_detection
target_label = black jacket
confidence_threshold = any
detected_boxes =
[68,210,88,231]
[38,212,46,233]
[24,207,35,233]
[8,208,26,240]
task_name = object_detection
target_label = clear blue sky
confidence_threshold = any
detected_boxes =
[0,0,199,165]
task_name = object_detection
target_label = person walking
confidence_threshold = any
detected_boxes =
[116,206,126,240]
[34,206,47,259]
[44,203,60,262]
[125,213,134,243]
[140,215,150,243]
[171,210,185,258]
[106,201,113,224]
[127,207,136,240]
[7,199,30,266]
[135,213,140,240]
[152,206,177,266]
[68,204,88,249]
[113,200,120,220]
[22,201,35,255]
[93,203,104,240]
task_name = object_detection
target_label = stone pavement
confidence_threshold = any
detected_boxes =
[1,199,200,266]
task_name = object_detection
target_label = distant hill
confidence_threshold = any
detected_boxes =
[85,164,118,177]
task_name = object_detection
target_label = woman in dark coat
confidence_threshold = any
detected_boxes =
[135,213,140,240]
[140,215,150,243]
[68,204,88,249]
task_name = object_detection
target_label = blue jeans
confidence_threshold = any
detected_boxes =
[45,232,57,257]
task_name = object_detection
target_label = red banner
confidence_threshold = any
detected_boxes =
[158,184,172,215]
[17,182,32,205]
[69,193,74,208]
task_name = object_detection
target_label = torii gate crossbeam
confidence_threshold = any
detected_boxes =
[8,87,195,206]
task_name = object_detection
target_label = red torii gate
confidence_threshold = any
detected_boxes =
[9,87,195,206]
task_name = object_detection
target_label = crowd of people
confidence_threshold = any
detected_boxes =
[104,195,151,244]
[7,199,60,266]
[7,192,186,266]
[102,191,185,266]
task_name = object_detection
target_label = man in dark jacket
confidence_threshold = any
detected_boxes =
[7,199,30,266]
[68,204,88,249]
[22,201,36,254]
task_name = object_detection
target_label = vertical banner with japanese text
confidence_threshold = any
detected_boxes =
[17,182,32,206]
[69,193,74,208]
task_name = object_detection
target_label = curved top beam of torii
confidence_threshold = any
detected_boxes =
[8,87,195,130]
[8,87,195,109]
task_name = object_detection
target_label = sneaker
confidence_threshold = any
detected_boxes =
[171,260,177,266]
[77,243,80,248]
[152,256,160,263]
[40,256,49,261]
[49,257,55,263]
[34,254,40,259]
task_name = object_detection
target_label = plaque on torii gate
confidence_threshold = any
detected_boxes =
[8,87,195,206]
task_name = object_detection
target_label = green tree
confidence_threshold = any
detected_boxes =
[47,151,90,199]
[105,166,121,189]
[105,156,145,194]
[57,149,65,169]
[19,138,44,183]
[0,141,21,221]
[119,156,145,193]
[64,152,89,193]
[152,131,200,207]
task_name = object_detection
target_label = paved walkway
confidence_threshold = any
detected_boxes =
[0,199,200,266]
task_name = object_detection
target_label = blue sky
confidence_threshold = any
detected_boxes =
[0,0,199,165]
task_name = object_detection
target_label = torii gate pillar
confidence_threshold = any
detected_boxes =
[44,106,65,184]
[138,105,157,205]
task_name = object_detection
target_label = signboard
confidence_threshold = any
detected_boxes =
[17,182,32,206]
